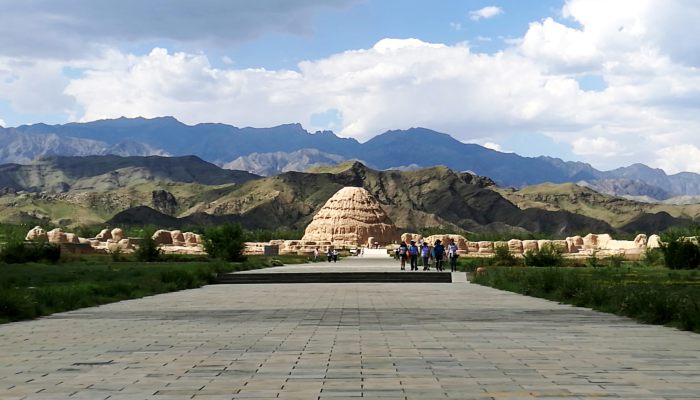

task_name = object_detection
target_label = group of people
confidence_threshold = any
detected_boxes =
[313,248,339,262]
[395,238,459,272]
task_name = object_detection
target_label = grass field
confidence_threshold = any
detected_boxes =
[471,265,700,332]
[0,254,310,323]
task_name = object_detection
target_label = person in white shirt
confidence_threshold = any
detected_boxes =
[447,239,459,272]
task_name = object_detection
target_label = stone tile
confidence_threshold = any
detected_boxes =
[0,256,698,399]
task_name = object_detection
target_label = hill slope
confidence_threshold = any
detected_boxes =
[182,161,615,234]
[495,183,700,230]
[0,155,259,192]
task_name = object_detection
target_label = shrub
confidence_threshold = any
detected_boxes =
[608,254,625,268]
[585,252,601,268]
[492,244,518,266]
[0,241,61,264]
[473,266,700,332]
[134,233,162,262]
[204,223,246,262]
[642,247,663,267]
[523,243,563,267]
[662,239,700,270]
[109,246,126,262]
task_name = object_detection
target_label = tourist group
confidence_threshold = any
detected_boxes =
[396,238,459,272]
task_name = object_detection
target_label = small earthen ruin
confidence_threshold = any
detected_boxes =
[24,226,205,255]
[399,232,662,259]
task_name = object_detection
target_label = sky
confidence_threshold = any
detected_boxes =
[1,0,700,174]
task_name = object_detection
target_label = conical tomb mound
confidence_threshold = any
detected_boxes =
[302,187,398,247]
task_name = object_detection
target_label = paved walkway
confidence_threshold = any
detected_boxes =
[1,257,699,399]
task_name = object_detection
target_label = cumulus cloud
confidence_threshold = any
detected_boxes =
[655,145,700,175]
[65,40,586,140]
[0,58,76,115]
[0,118,5,127]
[469,6,503,21]
[0,0,358,59]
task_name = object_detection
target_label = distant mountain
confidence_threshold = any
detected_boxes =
[5,117,700,200]
[224,148,349,176]
[8,117,361,165]
[589,164,700,200]
[0,155,259,193]
[495,182,700,231]
[578,179,672,200]
[0,128,168,164]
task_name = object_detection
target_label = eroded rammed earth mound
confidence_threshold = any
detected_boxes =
[301,186,398,247]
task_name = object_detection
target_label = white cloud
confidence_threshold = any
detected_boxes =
[655,145,700,175]
[571,137,620,157]
[449,22,462,31]
[0,58,76,115]
[0,118,5,127]
[66,40,579,140]
[469,6,503,21]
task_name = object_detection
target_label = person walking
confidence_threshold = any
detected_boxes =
[409,241,419,271]
[398,241,408,270]
[433,239,445,271]
[332,249,339,262]
[313,247,319,262]
[327,249,332,262]
[447,238,459,272]
[421,242,431,271]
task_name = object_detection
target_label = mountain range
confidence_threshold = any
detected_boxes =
[0,155,696,235]
[2,116,700,201]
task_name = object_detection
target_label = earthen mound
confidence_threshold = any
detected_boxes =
[301,187,398,246]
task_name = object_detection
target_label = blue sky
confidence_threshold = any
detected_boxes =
[1,0,700,173]
[223,1,564,70]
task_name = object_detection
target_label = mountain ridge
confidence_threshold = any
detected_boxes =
[3,117,700,200]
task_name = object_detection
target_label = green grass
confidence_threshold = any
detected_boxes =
[0,255,310,323]
[472,265,700,333]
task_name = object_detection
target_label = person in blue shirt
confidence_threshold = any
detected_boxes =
[409,240,419,271]
[421,242,431,271]
[432,239,445,271]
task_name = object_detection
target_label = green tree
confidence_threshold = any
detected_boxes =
[662,239,700,270]
[523,243,563,267]
[134,232,162,262]
[204,223,247,262]
[492,244,518,266]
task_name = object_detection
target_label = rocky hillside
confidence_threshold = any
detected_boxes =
[179,161,616,234]
[495,183,699,231]
[0,155,259,193]
[0,156,695,234]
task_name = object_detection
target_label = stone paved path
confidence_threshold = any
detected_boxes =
[1,257,699,399]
